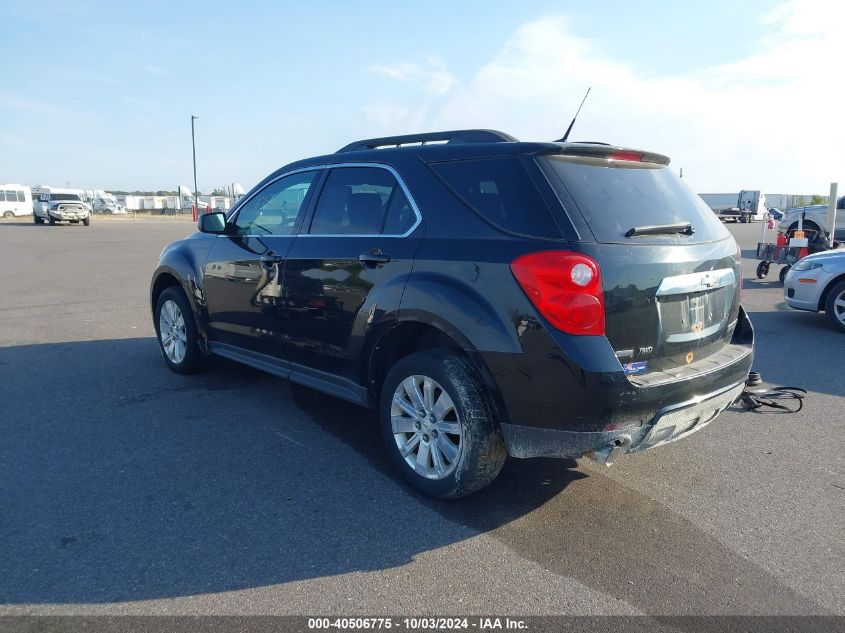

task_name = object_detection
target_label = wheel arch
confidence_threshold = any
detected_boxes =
[366,317,511,425]
[150,270,182,315]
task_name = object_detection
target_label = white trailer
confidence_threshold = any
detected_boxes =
[699,190,767,223]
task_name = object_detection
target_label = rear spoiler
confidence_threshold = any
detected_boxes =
[538,143,671,166]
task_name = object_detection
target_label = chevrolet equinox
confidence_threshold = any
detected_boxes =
[150,130,754,498]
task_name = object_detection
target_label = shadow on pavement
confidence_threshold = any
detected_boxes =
[744,309,845,398]
[0,337,824,614]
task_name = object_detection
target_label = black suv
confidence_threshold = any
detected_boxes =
[151,129,753,499]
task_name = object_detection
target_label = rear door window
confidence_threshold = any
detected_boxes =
[430,157,562,238]
[309,166,415,235]
[543,155,729,244]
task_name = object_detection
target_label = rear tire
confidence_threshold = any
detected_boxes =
[3,211,13,219]
[154,286,205,374]
[756,261,769,279]
[380,349,506,499]
[33,215,43,224]
[824,280,845,333]
[48,216,55,225]
[740,214,748,223]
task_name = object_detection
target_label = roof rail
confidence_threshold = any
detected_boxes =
[336,129,518,153]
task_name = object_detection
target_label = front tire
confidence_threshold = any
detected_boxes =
[380,349,506,499]
[3,211,13,219]
[824,280,845,333]
[779,265,790,285]
[48,216,56,225]
[154,287,204,374]
[83,216,90,226]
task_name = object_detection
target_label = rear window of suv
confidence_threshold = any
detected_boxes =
[431,157,563,239]
[543,155,730,244]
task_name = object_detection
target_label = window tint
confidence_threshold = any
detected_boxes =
[543,156,730,244]
[383,188,416,235]
[233,170,317,236]
[431,157,561,238]
[310,167,409,235]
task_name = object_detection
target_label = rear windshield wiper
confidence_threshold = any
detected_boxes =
[625,222,694,238]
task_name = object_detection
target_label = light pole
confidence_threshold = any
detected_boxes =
[191,115,199,213]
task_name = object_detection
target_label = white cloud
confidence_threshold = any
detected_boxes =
[367,58,457,96]
[364,1,844,193]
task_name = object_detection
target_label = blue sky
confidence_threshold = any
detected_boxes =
[1,0,841,193]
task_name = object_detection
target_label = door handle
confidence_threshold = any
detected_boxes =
[260,252,284,266]
[358,248,391,266]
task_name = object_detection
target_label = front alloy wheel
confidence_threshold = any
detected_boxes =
[154,286,204,373]
[391,375,462,480]
[825,280,845,333]
[158,299,188,365]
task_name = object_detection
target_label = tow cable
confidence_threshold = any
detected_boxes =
[736,371,807,414]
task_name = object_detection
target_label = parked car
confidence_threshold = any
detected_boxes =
[150,129,753,498]
[33,192,91,226]
[784,248,845,332]
[767,208,784,221]
[778,196,845,241]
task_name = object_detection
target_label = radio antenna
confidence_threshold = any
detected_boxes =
[555,87,591,143]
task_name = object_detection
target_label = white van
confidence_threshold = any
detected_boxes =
[0,184,32,218]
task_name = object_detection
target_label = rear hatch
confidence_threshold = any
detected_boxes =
[538,147,742,379]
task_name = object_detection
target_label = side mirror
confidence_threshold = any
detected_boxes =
[198,211,228,234]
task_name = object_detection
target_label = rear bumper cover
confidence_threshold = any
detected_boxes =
[501,380,746,459]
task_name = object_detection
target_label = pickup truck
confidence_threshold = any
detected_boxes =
[778,196,845,241]
[702,190,767,223]
[33,192,91,226]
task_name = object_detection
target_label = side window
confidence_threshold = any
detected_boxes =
[17,191,26,202]
[309,166,414,235]
[431,157,562,238]
[3,191,14,202]
[232,171,317,236]
[383,188,416,235]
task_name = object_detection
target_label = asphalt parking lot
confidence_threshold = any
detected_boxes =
[0,217,842,616]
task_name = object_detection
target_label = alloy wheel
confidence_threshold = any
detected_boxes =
[834,289,845,326]
[158,299,188,364]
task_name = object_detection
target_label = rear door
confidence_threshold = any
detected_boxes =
[202,169,322,358]
[539,153,742,378]
[281,164,423,385]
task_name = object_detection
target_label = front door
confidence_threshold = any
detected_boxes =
[202,169,322,358]
[282,165,423,384]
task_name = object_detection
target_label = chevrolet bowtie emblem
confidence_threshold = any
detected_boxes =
[701,274,717,288]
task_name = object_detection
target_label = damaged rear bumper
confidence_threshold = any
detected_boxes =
[500,380,746,461]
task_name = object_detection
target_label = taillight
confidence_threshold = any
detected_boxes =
[510,251,605,336]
